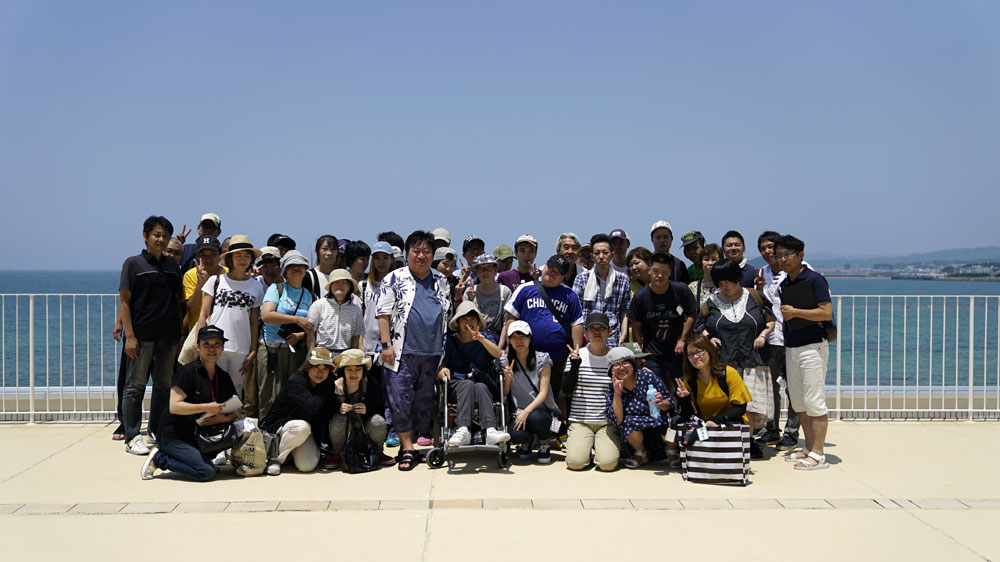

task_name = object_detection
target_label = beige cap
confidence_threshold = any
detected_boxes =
[432,227,451,244]
[200,213,221,227]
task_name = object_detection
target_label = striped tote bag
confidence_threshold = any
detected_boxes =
[680,424,750,486]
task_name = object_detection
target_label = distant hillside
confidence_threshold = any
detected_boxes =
[749,246,1000,270]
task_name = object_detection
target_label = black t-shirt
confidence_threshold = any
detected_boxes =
[739,262,758,288]
[779,266,831,348]
[263,371,336,434]
[119,250,182,341]
[628,282,697,359]
[159,359,236,445]
[668,254,691,284]
[443,333,496,378]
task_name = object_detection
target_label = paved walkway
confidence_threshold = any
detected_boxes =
[1,421,997,561]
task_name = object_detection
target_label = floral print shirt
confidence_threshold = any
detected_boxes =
[375,266,451,372]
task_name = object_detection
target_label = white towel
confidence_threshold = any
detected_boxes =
[583,269,615,303]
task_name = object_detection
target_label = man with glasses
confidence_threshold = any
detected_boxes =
[775,235,833,471]
[572,233,631,345]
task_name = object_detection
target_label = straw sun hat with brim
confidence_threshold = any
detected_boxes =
[334,348,372,369]
[448,301,487,332]
[220,235,262,260]
[305,348,335,366]
[323,269,359,295]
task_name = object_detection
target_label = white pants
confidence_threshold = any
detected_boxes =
[217,350,248,399]
[273,420,320,472]
[786,342,829,417]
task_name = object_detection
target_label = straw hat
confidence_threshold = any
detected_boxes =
[324,269,359,295]
[334,349,372,369]
[305,348,335,366]
[221,234,262,260]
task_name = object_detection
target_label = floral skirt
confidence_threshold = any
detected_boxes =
[741,366,774,422]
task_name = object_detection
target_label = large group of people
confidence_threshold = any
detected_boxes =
[118,213,835,481]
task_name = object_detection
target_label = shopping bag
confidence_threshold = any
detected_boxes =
[680,423,750,486]
[231,428,267,477]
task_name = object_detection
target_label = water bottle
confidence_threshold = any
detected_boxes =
[646,384,660,419]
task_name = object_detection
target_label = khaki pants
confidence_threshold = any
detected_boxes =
[566,421,621,471]
[273,420,320,472]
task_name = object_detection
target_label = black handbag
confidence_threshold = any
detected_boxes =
[196,422,240,456]
[276,283,307,340]
[341,413,379,474]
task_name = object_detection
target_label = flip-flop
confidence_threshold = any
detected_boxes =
[112,433,125,441]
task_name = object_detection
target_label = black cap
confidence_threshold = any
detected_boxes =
[197,325,228,343]
[267,233,296,250]
[585,312,610,330]
[194,236,221,254]
[546,254,569,276]
[462,235,485,252]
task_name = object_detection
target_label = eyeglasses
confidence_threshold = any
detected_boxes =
[686,349,706,360]
[776,251,799,260]
[611,362,631,370]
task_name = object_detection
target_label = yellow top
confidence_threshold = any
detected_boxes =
[682,365,751,424]
[182,266,229,331]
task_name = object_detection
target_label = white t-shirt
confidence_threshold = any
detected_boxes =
[203,274,265,355]
[312,268,330,299]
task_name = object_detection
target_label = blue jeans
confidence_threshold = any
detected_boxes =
[644,354,682,393]
[123,338,179,441]
[154,438,216,482]
[509,409,553,445]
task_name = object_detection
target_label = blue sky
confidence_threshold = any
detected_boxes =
[1,1,998,269]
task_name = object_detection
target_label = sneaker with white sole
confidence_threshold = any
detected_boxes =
[516,444,532,459]
[212,451,228,466]
[776,435,799,451]
[448,426,471,447]
[485,427,510,446]
[266,460,281,476]
[126,435,149,456]
[536,444,551,464]
[140,448,158,480]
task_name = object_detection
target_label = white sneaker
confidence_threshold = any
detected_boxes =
[485,427,511,446]
[448,426,471,447]
[266,461,281,476]
[126,435,150,456]
[140,448,158,480]
[212,451,228,466]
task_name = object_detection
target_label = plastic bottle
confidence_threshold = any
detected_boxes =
[646,384,660,419]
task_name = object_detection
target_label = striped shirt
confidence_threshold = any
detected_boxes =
[307,297,364,352]
[566,348,611,423]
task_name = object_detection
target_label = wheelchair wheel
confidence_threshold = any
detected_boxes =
[497,449,512,469]
[426,447,445,468]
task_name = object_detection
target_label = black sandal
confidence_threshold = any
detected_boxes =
[397,450,417,472]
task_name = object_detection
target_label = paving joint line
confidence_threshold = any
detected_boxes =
[0,423,107,486]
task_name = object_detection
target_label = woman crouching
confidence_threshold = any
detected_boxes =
[261,348,337,475]
[328,349,395,469]
[605,346,676,469]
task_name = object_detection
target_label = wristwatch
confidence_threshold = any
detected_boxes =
[381,341,391,348]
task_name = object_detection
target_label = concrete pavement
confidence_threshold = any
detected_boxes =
[0,421,997,561]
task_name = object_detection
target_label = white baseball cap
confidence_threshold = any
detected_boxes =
[200,213,221,227]
[506,320,532,337]
[650,220,672,235]
[514,234,538,249]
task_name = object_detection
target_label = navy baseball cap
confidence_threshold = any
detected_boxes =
[197,325,228,343]
[195,236,221,254]
[546,254,569,276]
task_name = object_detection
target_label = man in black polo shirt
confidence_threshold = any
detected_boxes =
[649,220,691,284]
[120,216,184,455]
[627,252,697,392]
[776,234,833,471]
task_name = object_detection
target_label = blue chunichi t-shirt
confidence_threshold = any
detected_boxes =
[262,282,313,343]
[504,282,583,360]
[403,273,444,356]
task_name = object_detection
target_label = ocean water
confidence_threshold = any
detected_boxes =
[1,272,999,390]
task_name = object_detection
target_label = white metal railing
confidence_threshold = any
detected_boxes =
[1,294,998,422]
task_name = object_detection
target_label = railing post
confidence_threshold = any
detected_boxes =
[28,295,35,424]
[835,297,842,421]
[968,296,975,421]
